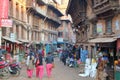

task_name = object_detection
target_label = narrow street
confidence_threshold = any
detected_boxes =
[7,57,93,80]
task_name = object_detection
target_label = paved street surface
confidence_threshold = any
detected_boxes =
[6,58,93,80]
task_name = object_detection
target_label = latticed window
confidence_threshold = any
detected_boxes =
[106,18,112,33]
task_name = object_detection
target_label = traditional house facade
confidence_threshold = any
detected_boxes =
[26,0,63,53]
[88,0,120,79]
[8,0,28,42]
[1,0,28,59]
[26,0,46,44]
[66,0,89,50]
[67,0,120,79]
[1,0,63,60]
[55,0,75,49]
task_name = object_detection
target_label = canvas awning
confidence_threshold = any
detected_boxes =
[2,36,22,44]
[88,37,117,43]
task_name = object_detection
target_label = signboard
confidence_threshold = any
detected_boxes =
[97,23,103,34]
[57,38,63,42]
[1,19,12,27]
[0,0,9,18]
[0,0,9,26]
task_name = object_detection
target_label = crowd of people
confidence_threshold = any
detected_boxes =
[57,45,116,80]
[58,45,89,68]
[0,43,117,80]
[25,47,54,80]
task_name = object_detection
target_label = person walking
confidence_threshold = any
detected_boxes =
[26,50,35,78]
[45,52,54,78]
[61,50,68,65]
[42,49,45,58]
[35,53,44,80]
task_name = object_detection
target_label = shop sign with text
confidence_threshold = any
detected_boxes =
[1,19,13,27]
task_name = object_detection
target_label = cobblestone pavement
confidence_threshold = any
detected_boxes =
[4,57,94,80]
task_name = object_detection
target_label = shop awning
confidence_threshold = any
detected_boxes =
[2,36,22,44]
[88,37,117,43]
[34,41,40,44]
[27,41,33,47]
[18,39,29,43]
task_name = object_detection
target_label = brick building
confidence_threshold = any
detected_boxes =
[66,0,120,79]
[1,0,63,59]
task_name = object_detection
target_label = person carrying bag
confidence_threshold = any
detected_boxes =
[45,52,54,78]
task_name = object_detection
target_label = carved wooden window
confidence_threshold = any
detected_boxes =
[27,31,29,40]
[16,25,19,39]
[106,18,112,33]
[35,32,37,41]
[21,6,24,21]
[93,23,97,34]
[33,16,39,26]
[27,14,30,23]
[82,31,84,40]
[21,26,24,39]
[2,28,6,36]
[16,3,19,19]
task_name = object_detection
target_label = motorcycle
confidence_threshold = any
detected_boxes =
[0,61,10,79]
[9,62,21,76]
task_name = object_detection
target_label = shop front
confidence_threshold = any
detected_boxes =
[117,38,120,58]
[1,36,22,62]
[18,39,30,62]
[115,38,120,80]
[89,37,117,80]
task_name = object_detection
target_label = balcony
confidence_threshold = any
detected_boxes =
[47,15,61,24]
[93,0,119,15]
[35,6,47,17]
[42,29,58,35]
[32,26,39,31]
[32,17,39,27]
[90,33,99,38]
[72,12,86,27]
